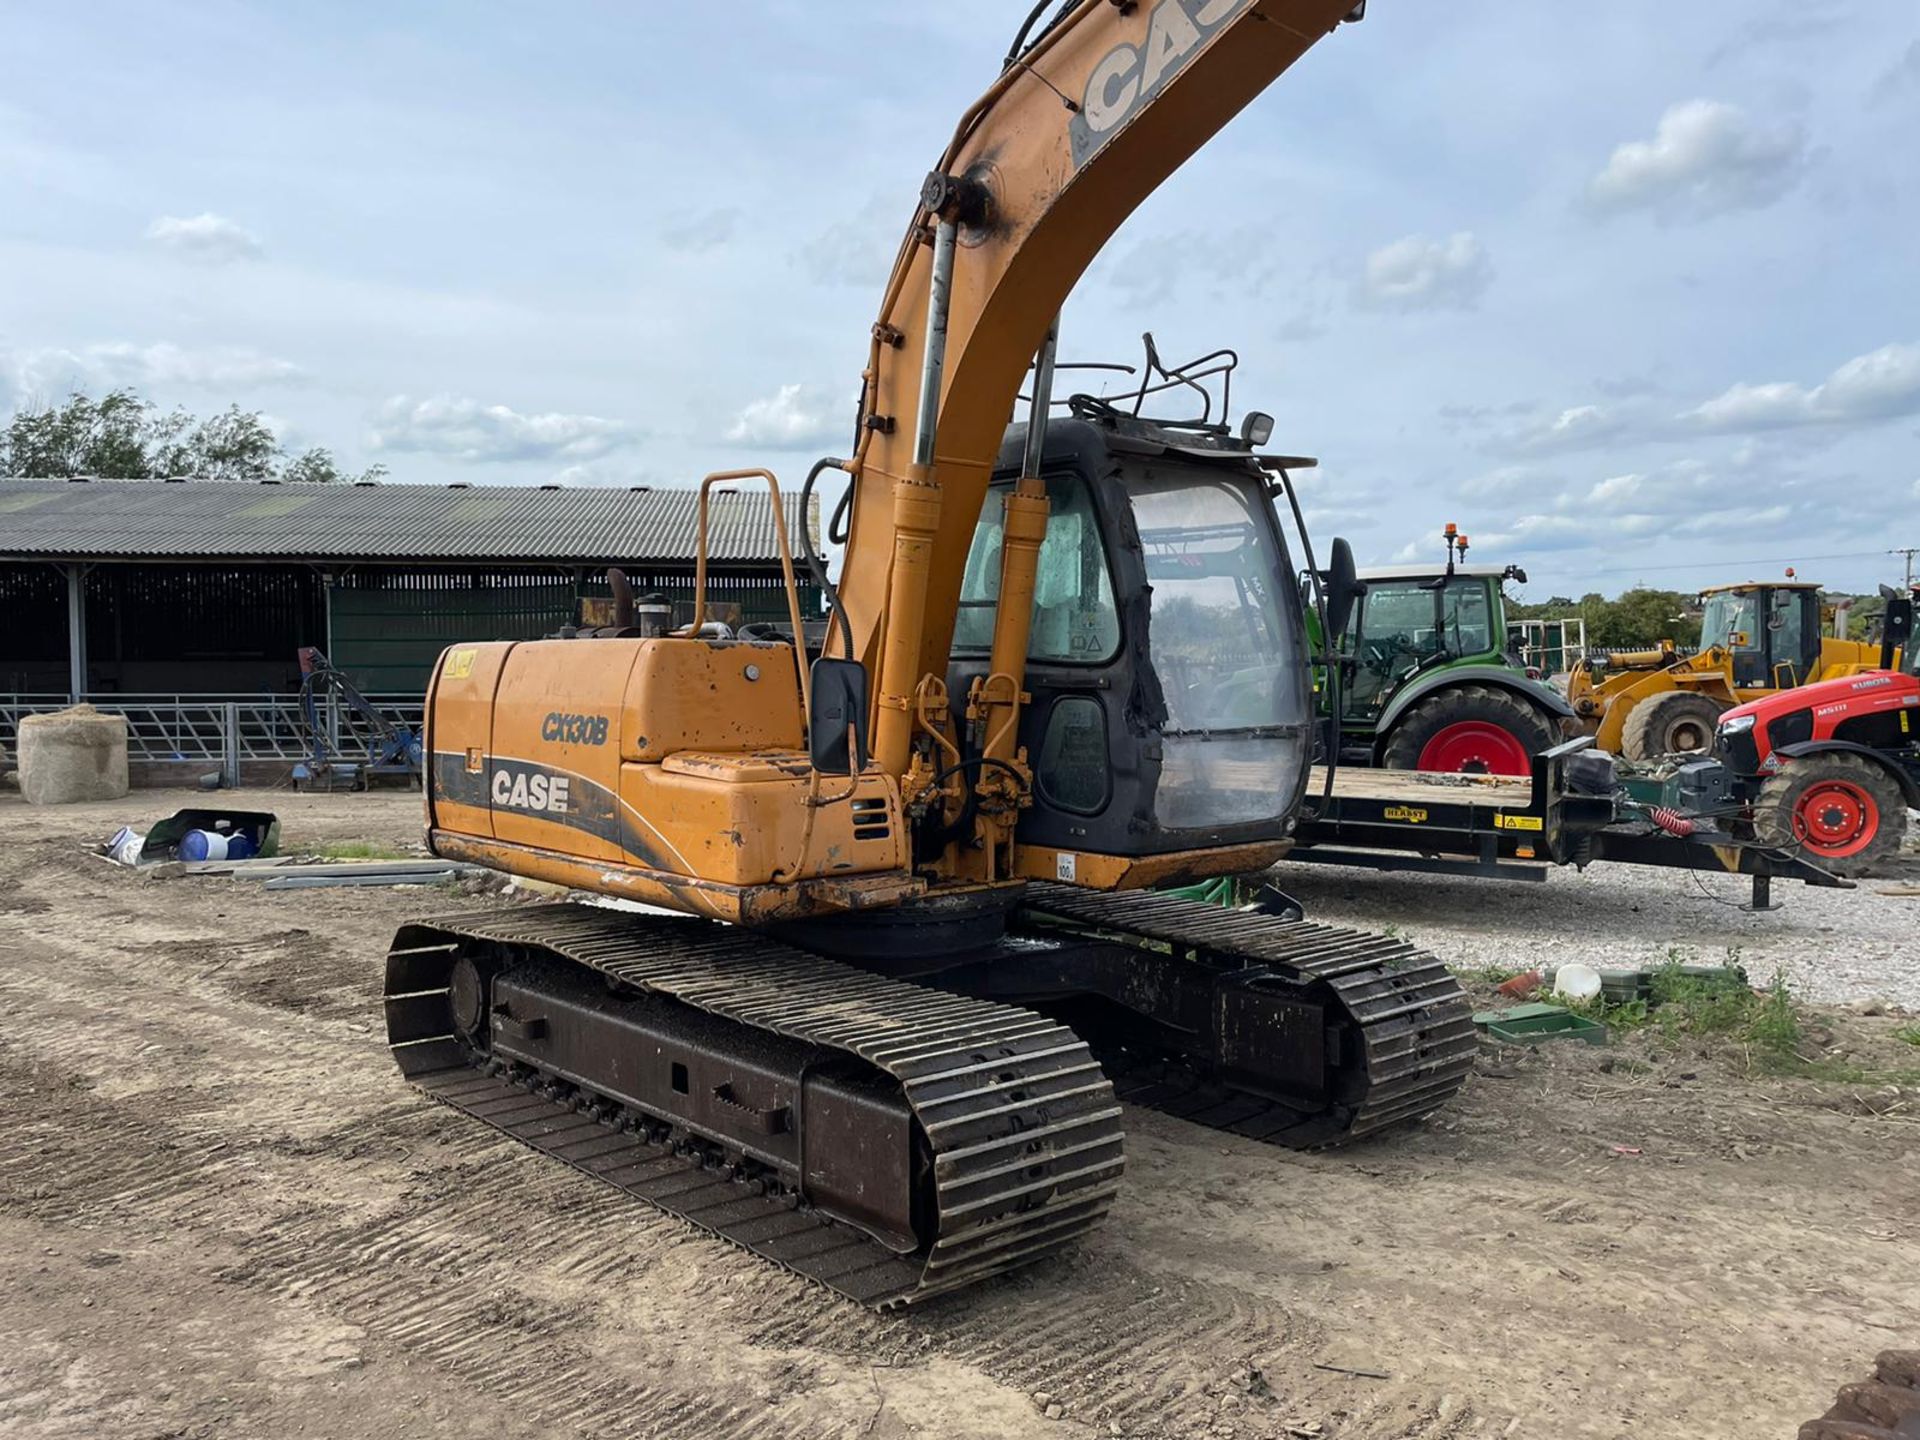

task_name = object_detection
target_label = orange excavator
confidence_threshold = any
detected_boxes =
[386,0,1474,1307]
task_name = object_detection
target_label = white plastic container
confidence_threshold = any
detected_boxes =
[1552,962,1603,1002]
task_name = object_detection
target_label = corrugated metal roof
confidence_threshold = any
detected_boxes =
[0,477,817,565]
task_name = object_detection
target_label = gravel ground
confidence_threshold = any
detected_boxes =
[1271,851,1920,1009]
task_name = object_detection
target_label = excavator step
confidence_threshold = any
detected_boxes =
[1013,883,1477,1146]
[385,903,1124,1309]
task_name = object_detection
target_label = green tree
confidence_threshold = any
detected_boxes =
[168,404,281,481]
[281,447,387,485]
[1585,587,1700,648]
[1506,587,1701,649]
[1,388,380,483]
[0,388,152,477]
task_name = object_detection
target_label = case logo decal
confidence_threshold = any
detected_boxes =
[492,767,571,815]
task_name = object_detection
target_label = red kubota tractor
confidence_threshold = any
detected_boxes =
[1714,587,1918,876]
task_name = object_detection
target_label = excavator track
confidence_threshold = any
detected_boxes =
[1801,1350,1920,1438]
[384,904,1125,1309]
[1014,883,1477,1148]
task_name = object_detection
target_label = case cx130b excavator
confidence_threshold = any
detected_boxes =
[385,0,1475,1308]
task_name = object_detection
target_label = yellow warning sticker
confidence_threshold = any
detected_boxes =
[1495,813,1544,831]
[443,647,477,680]
[1383,806,1429,823]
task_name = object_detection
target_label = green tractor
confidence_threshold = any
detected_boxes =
[1315,526,1574,776]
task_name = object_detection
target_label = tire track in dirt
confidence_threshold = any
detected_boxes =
[0,1029,1337,1439]
[0,1050,817,1440]
[0,898,1359,1440]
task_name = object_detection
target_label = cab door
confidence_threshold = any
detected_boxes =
[1763,588,1820,687]
[950,465,1126,835]
[946,435,1309,858]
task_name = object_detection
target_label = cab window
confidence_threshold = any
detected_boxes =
[954,472,1119,663]
[1354,579,1492,658]
[1131,474,1305,731]
[1701,592,1759,651]
[1345,578,1492,712]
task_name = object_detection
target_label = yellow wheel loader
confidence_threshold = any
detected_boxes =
[1567,580,1894,760]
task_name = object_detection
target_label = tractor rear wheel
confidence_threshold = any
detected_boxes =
[1620,691,1724,760]
[1381,684,1555,777]
[1754,753,1908,878]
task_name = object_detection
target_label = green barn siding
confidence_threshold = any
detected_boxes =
[325,569,823,693]
[327,579,575,692]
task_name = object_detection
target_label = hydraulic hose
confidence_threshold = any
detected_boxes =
[798,456,855,660]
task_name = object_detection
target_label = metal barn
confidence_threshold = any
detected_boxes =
[0,476,817,780]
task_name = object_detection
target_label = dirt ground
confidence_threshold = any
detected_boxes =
[1,788,1915,1440]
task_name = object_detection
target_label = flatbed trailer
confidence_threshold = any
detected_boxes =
[1288,739,1845,908]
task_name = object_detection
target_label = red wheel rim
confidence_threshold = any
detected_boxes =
[1791,780,1879,858]
[1416,721,1533,775]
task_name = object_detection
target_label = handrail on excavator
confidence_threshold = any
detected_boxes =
[691,468,812,721]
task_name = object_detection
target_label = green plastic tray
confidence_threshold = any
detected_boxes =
[1472,1002,1609,1047]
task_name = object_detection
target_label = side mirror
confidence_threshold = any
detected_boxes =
[809,658,870,776]
[1319,537,1365,646]
[1881,593,1915,671]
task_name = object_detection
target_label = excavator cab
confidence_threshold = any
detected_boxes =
[947,411,1315,862]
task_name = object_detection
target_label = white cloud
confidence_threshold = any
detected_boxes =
[144,212,264,262]
[660,207,740,252]
[6,341,304,394]
[547,456,665,488]
[1352,232,1492,313]
[369,394,636,463]
[1586,100,1807,221]
[797,195,900,289]
[1870,39,1920,107]
[1505,403,1634,456]
[723,383,842,449]
[1493,342,1920,455]
[1584,472,1645,505]
[1101,223,1276,309]
[1685,342,1920,432]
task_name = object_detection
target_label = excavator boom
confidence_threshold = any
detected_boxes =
[839,0,1359,769]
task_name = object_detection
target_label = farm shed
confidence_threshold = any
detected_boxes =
[0,476,819,701]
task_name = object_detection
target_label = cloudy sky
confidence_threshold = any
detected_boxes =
[2,2,1916,599]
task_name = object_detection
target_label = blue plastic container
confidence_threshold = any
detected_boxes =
[181,829,255,862]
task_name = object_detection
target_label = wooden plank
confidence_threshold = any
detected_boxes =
[1311,766,1532,807]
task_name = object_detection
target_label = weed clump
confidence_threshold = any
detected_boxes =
[309,839,411,861]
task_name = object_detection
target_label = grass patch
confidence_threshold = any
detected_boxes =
[1476,947,1920,1085]
[1448,964,1524,988]
[308,839,411,861]
[1531,956,1803,1074]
